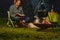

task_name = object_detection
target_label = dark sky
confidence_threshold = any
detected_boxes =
[0,0,13,18]
[54,0,60,13]
[0,0,60,18]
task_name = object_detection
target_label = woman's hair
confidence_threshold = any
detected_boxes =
[14,0,20,4]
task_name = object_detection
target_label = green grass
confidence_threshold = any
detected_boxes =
[0,18,60,40]
[0,27,60,40]
[0,18,7,27]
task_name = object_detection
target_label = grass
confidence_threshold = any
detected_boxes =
[0,18,7,27]
[0,27,60,40]
[0,18,60,40]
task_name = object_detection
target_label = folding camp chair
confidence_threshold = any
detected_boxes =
[7,11,15,27]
